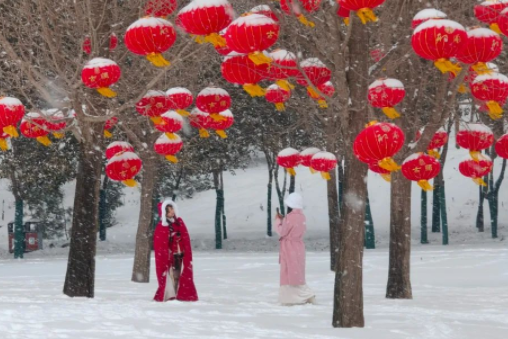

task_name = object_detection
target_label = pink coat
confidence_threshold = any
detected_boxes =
[275,209,307,286]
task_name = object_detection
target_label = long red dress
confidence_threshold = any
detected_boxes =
[153,201,198,302]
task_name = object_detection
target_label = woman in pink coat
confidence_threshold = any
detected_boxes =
[275,193,315,305]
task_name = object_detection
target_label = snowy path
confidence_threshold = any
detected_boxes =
[0,246,507,339]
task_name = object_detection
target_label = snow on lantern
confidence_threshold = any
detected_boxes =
[124,17,176,67]
[296,58,332,100]
[338,0,385,25]
[196,87,232,121]
[166,87,194,117]
[456,28,503,74]
[369,162,391,182]
[411,19,467,75]
[310,151,337,180]
[456,123,494,161]
[106,151,143,187]
[336,4,351,25]
[135,90,171,124]
[471,73,508,119]
[415,127,449,159]
[299,147,321,173]
[401,153,441,191]
[20,112,51,147]
[307,81,335,109]
[459,154,493,186]
[266,84,291,111]
[81,58,121,98]
[154,133,183,163]
[268,50,300,91]
[225,14,280,65]
[221,53,268,97]
[207,109,234,138]
[474,1,508,34]
[368,78,405,119]
[0,97,25,138]
[106,141,135,160]
[104,116,118,138]
[154,111,184,139]
[189,107,212,138]
[145,0,178,17]
[177,0,234,47]
[0,132,9,151]
[280,0,322,27]
[250,5,279,22]
[411,8,447,29]
[353,121,405,172]
[43,108,67,139]
[277,147,301,176]
[495,133,508,159]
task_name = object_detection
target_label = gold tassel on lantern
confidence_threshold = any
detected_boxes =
[356,8,378,24]
[417,180,434,191]
[210,113,226,122]
[204,33,227,47]
[199,128,210,138]
[307,86,320,99]
[381,173,391,182]
[53,132,64,139]
[146,53,170,67]
[343,18,350,26]
[275,79,294,92]
[309,167,317,174]
[320,171,331,180]
[434,58,461,76]
[469,151,480,162]
[365,120,378,127]
[248,52,272,66]
[472,62,491,75]
[473,177,487,186]
[317,100,328,109]
[165,132,178,140]
[165,155,178,163]
[150,116,163,125]
[382,107,401,119]
[286,167,296,176]
[490,23,502,34]
[36,136,52,147]
[122,179,138,187]
[379,157,401,172]
[297,14,315,28]
[215,130,227,139]
[275,103,286,111]
[428,149,441,159]
[0,138,8,151]
[194,35,206,44]
[3,125,19,138]
[457,83,468,94]
[243,84,266,97]
[97,87,117,98]
[176,109,190,117]
[104,130,113,138]
[486,101,503,120]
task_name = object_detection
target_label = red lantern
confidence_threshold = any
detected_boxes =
[307,81,335,108]
[106,141,135,160]
[106,151,143,187]
[0,132,9,151]
[189,108,212,138]
[368,78,406,119]
[456,123,494,160]
[415,127,449,158]
[154,133,183,163]
[250,5,279,22]
[83,36,92,54]
[299,147,321,173]
[135,90,171,124]
[208,109,234,138]
[401,153,441,191]
[20,113,51,146]
[154,111,184,139]
[310,151,338,180]
[471,73,508,119]
[177,0,234,47]
[43,109,67,139]
[104,116,118,138]
[109,33,118,51]
[268,50,299,91]
[124,17,176,67]
[225,14,280,65]
[221,53,268,97]
[369,162,391,182]
[145,0,177,17]
[0,97,25,138]
[196,87,232,120]
[166,87,194,117]
[495,133,508,159]
[456,28,503,73]
[337,5,351,25]
[277,148,301,176]
[474,1,508,34]
[339,0,385,25]
[353,121,405,172]
[459,154,493,186]
[411,19,467,75]
[296,58,332,99]
[370,48,385,62]
[266,84,291,111]
[412,8,447,29]
[81,58,121,98]
[498,8,508,36]
[280,0,322,27]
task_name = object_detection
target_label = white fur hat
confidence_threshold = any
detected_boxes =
[285,193,303,209]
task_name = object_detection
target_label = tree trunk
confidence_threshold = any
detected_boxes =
[287,175,296,214]
[431,175,441,233]
[14,198,24,259]
[386,171,413,299]
[213,171,223,249]
[267,169,273,237]
[131,153,157,283]
[489,158,506,239]
[327,169,340,270]
[421,189,429,244]
[63,131,102,298]
[364,193,375,249]
[476,180,486,232]
[98,176,109,242]
[221,171,227,240]
[274,165,285,215]
[440,183,449,245]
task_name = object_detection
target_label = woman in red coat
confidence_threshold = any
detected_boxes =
[153,199,198,302]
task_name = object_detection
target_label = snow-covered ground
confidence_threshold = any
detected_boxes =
[1,245,507,339]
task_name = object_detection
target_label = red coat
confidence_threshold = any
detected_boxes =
[153,201,198,302]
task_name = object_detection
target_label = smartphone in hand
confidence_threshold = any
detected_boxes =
[276,207,282,218]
